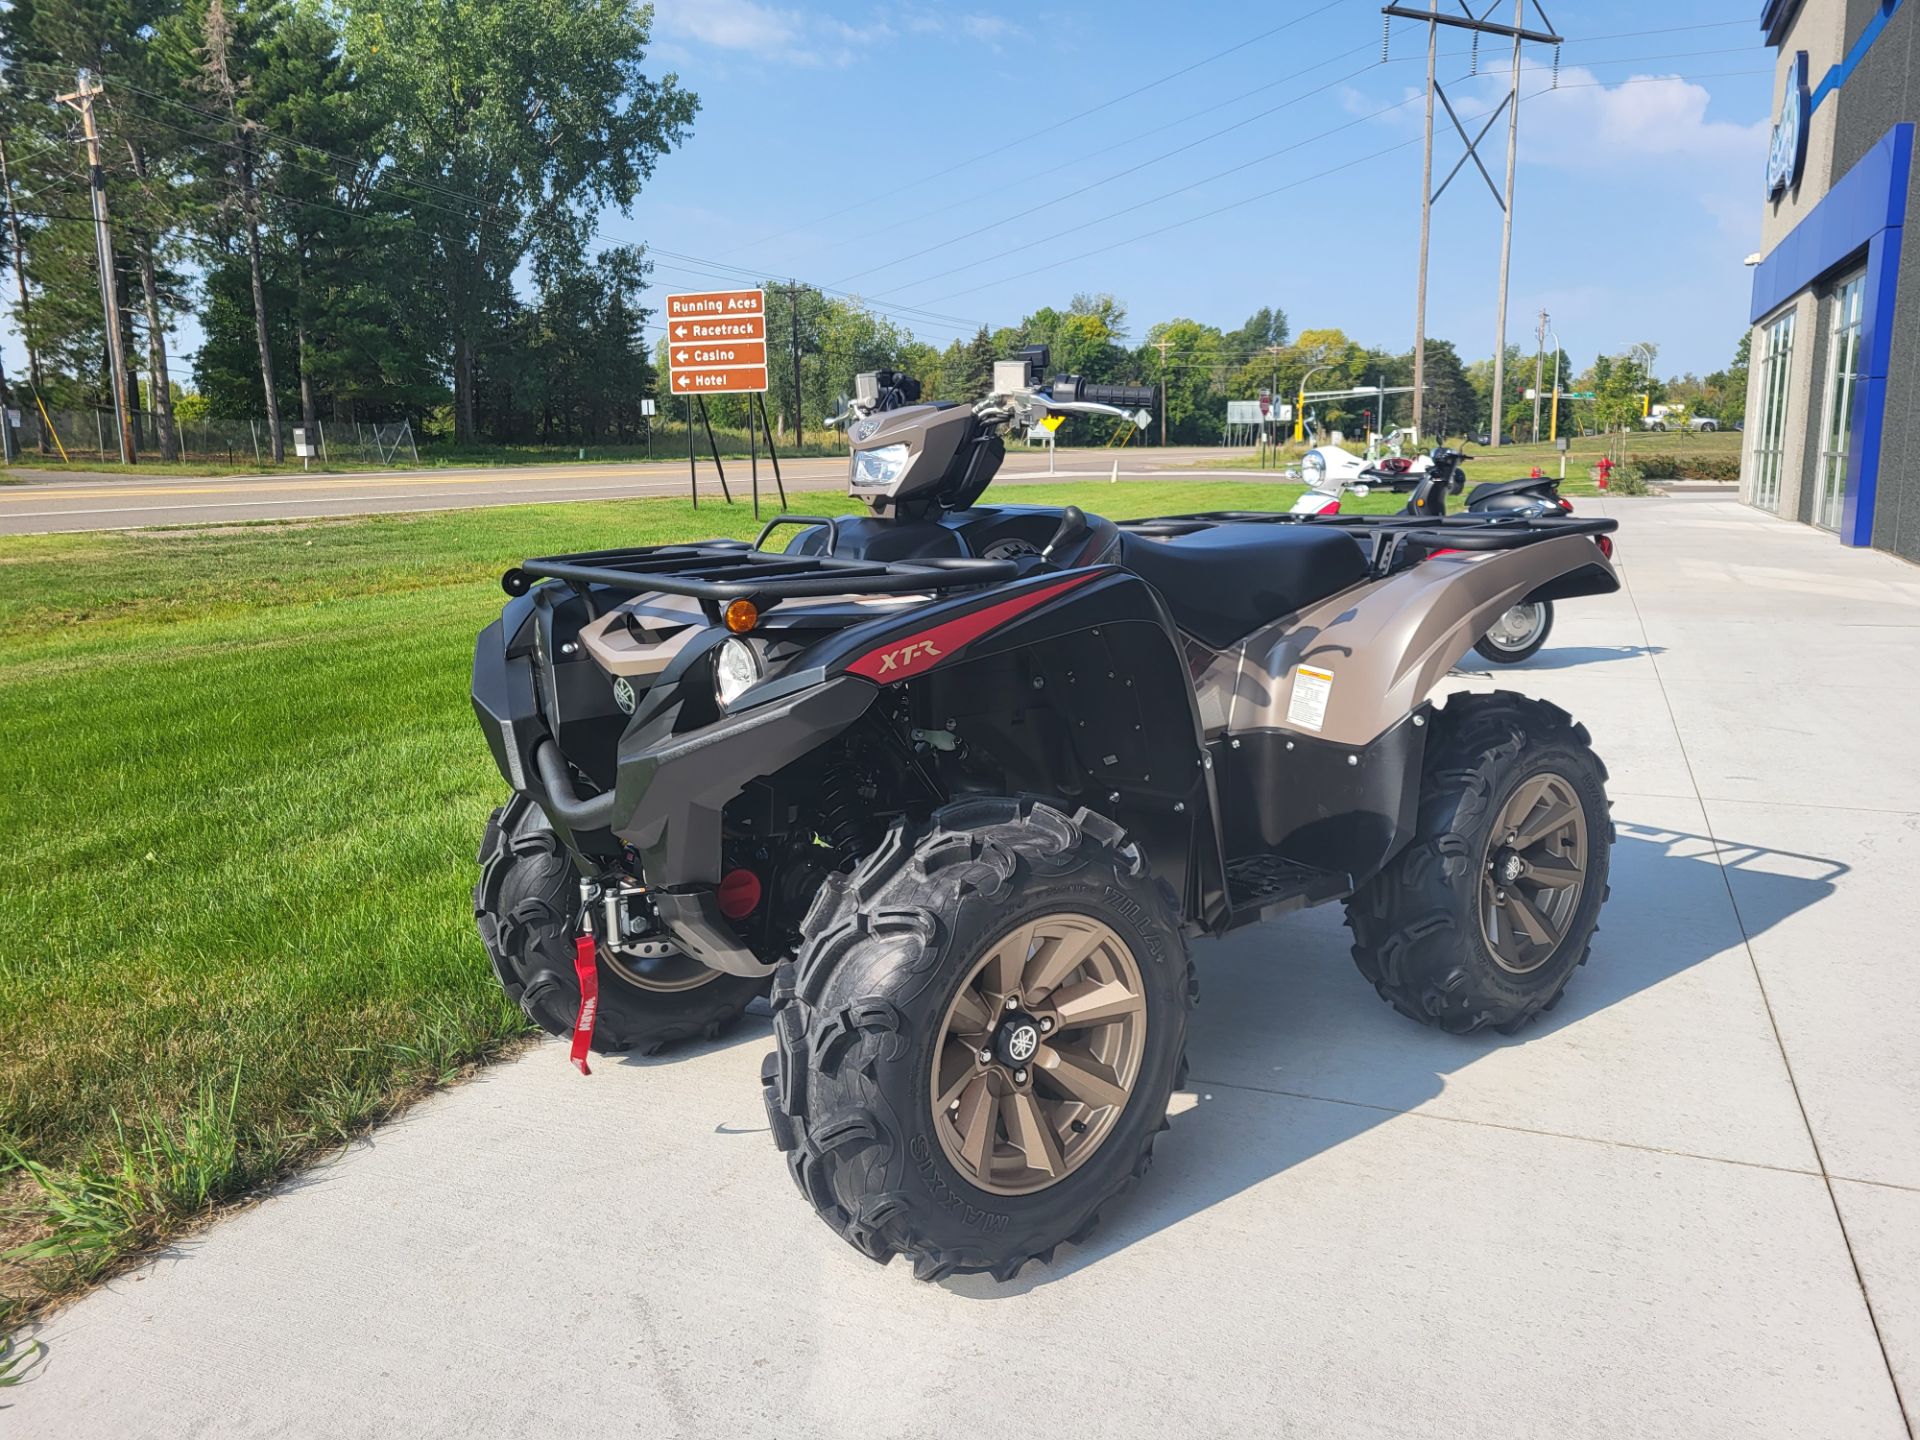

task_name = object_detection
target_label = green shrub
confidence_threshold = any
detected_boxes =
[1608,463,1650,496]
[1626,452,1741,482]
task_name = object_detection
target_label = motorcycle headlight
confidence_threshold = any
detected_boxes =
[1301,451,1326,481]
[713,637,763,710]
[850,443,910,489]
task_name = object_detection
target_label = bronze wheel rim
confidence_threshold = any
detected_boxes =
[930,913,1148,1197]
[1480,772,1589,974]
[601,946,724,993]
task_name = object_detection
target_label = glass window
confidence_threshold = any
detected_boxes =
[1814,273,1864,532]
[1750,309,1796,513]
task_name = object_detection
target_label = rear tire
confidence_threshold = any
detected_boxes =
[1344,693,1612,1034]
[762,798,1194,1281]
[1473,600,1553,665]
[474,794,765,1055]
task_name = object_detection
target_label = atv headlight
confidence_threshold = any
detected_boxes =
[850,443,909,489]
[713,637,763,710]
[1301,450,1326,482]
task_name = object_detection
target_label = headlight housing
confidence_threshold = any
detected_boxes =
[713,637,763,710]
[850,443,909,489]
[1301,450,1326,482]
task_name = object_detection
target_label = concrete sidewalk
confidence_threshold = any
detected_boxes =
[12,497,1919,1439]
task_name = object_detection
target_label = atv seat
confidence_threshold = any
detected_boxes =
[1119,524,1370,648]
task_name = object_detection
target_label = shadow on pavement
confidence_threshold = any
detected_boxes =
[1457,643,1666,672]
[944,817,1847,1298]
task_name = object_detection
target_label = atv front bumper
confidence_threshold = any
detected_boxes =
[472,614,874,975]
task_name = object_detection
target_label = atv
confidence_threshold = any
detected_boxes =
[470,347,1620,1281]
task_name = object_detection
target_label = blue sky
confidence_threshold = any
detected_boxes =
[633,0,1773,378]
[0,1,1774,394]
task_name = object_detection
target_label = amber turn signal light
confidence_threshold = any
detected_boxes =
[724,599,759,633]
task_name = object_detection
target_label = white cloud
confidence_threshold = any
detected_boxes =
[651,0,865,67]
[651,1,1015,65]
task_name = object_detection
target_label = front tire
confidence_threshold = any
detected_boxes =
[1344,693,1612,1034]
[762,798,1194,1281]
[1473,600,1553,665]
[474,794,766,1054]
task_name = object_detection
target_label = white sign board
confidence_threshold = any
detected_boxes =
[640,398,657,417]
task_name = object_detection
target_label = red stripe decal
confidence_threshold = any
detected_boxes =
[846,571,1105,683]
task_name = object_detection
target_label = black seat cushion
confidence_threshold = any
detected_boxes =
[1120,524,1369,647]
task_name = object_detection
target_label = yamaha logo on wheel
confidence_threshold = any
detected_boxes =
[1006,1023,1039,1064]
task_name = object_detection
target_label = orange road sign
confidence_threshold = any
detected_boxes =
[673,366,769,395]
[672,341,767,369]
[669,315,766,342]
[666,289,768,395]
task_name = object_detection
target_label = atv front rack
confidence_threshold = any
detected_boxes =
[502,540,1019,613]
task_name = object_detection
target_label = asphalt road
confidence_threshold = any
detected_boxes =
[13,497,1920,1438]
[0,445,1242,533]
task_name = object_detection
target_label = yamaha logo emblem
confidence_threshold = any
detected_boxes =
[1006,1023,1039,1064]
[851,419,880,442]
[613,677,636,714]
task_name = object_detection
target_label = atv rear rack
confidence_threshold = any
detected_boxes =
[502,540,1019,613]
[1119,510,1616,578]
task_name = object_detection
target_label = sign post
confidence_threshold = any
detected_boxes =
[666,288,770,510]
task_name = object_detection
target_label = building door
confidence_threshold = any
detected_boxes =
[1813,272,1864,532]
[1751,309,1796,513]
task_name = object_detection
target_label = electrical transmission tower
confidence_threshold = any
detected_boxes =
[1385,1,1561,447]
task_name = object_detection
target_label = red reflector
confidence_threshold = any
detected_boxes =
[1558,497,1574,512]
[1596,535,1615,559]
[1317,500,1340,515]
[717,867,762,920]
[1429,547,1463,557]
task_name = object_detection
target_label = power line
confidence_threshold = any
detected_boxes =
[826,55,1385,289]
[909,67,1771,312]
[714,0,1352,259]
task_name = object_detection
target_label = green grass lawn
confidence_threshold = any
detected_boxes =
[0,477,1345,1322]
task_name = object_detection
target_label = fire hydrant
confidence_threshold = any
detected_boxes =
[1597,455,1614,491]
[1530,466,1543,479]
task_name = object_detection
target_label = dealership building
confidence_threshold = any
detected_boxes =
[1743,0,1915,559]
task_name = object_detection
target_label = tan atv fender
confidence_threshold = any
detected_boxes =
[1199,533,1616,747]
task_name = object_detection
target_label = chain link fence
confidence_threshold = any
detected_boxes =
[10,407,417,468]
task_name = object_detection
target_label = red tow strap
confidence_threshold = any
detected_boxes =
[570,932,599,1076]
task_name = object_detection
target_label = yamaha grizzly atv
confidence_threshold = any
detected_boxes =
[471,348,1620,1280]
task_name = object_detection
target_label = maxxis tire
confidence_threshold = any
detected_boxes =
[1343,692,1613,1035]
[1473,601,1553,666]
[474,794,765,1055]
[761,798,1194,1282]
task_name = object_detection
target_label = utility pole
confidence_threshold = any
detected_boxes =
[1411,0,1437,437]
[1152,338,1171,446]
[1531,307,1547,443]
[783,282,807,448]
[1489,0,1525,449]
[57,73,136,464]
[1384,0,1561,451]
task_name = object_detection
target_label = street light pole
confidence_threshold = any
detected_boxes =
[1294,363,1331,444]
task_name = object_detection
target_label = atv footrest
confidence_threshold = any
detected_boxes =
[1223,854,1351,927]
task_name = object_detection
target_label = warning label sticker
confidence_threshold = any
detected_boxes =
[1286,665,1334,731]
